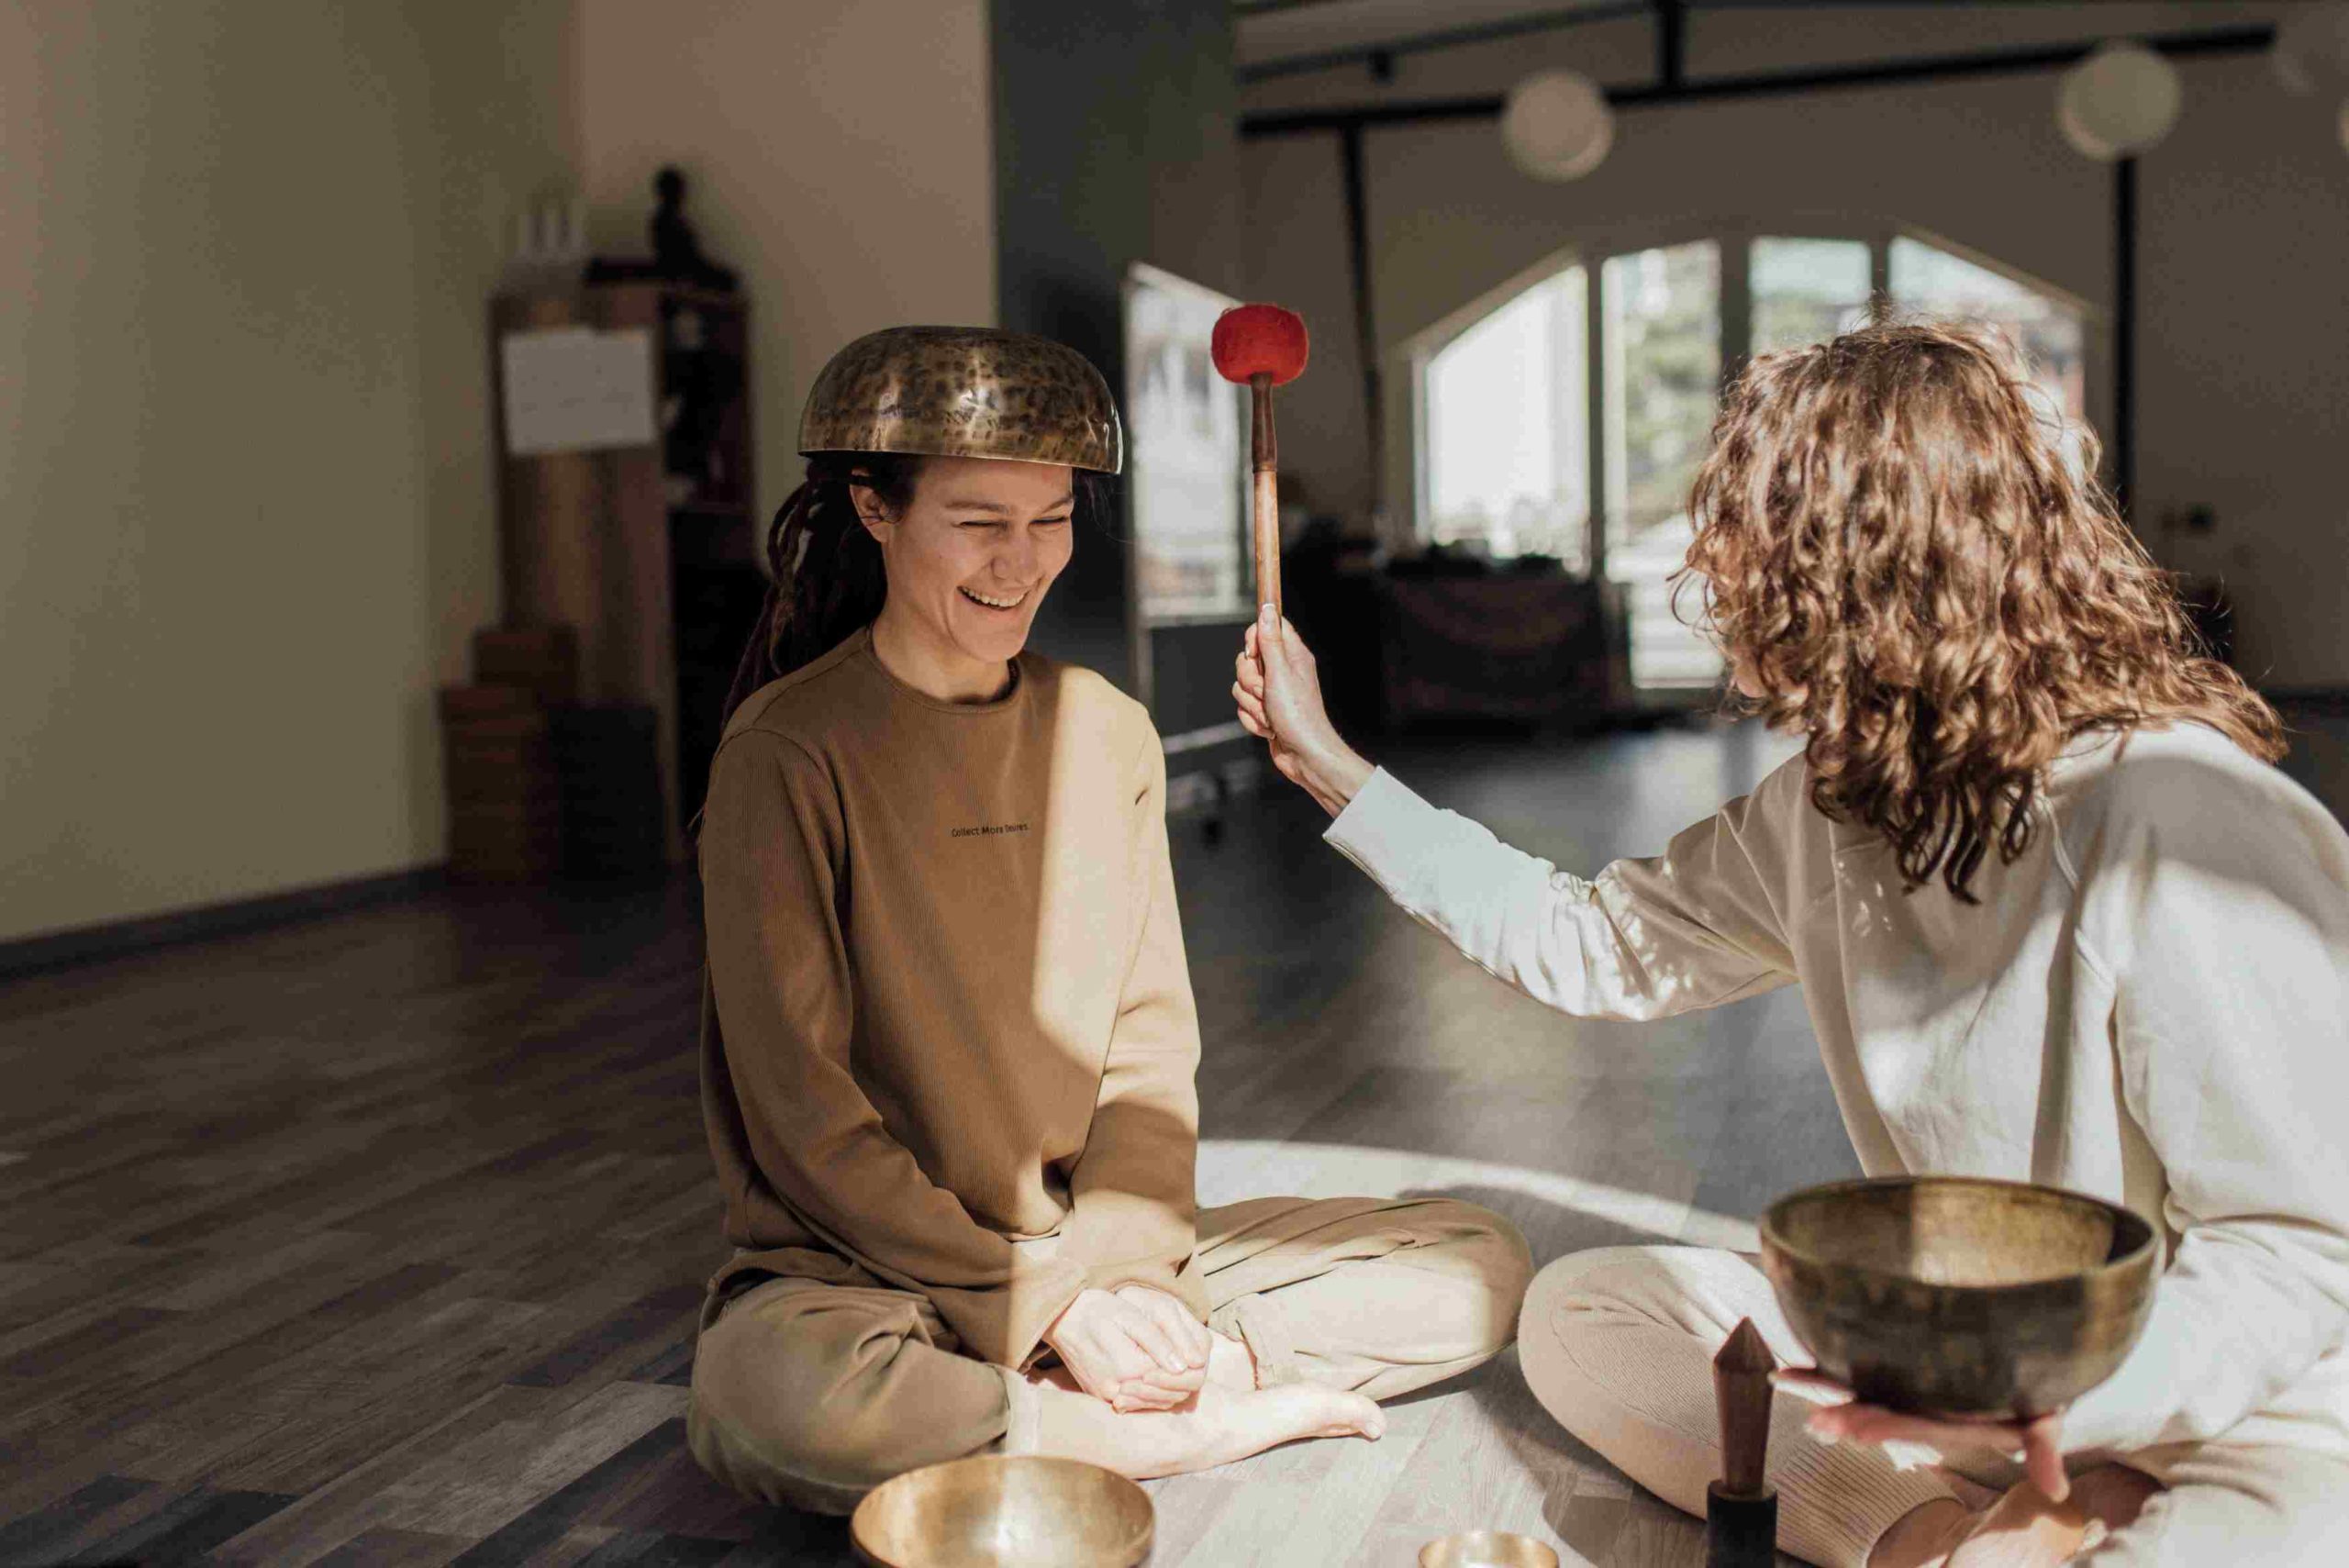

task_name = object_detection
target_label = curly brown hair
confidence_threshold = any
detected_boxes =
[1677,319,2282,901]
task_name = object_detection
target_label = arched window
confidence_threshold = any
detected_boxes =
[1416,228,2089,690]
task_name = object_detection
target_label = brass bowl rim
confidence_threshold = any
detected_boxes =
[1760,1174,2158,1296]
[1417,1528,1563,1567]
[848,1453,1154,1568]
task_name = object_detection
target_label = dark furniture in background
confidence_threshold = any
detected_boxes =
[1282,528,1385,739]
[440,283,757,883]
[1376,568,1618,730]
[440,677,563,884]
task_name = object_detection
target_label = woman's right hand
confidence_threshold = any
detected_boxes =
[1043,1286,1212,1412]
[1234,606,1374,817]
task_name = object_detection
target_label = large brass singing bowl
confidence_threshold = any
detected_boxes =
[1761,1176,2158,1418]
[850,1455,1153,1568]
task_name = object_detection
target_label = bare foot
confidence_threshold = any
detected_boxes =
[1868,1498,1963,1568]
[1869,1466,2162,1568]
[1945,1485,2092,1568]
[1024,1366,1382,1480]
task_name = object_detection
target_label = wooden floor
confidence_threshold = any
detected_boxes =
[0,719,1855,1567]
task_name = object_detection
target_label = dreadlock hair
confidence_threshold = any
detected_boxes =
[718,452,923,731]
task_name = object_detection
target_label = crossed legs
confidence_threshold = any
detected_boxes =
[1516,1245,2349,1568]
[687,1195,1531,1514]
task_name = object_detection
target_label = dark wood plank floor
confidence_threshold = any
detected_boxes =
[2,721,1851,1567]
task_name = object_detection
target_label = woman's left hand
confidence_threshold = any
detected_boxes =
[1775,1368,2072,1500]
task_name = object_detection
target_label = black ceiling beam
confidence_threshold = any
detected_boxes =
[1234,0,2196,83]
[1241,2,1647,84]
[1239,22,2274,137]
[1236,0,2125,16]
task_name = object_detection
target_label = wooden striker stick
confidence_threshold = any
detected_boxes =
[1714,1317,1776,1497]
[1250,372,1280,617]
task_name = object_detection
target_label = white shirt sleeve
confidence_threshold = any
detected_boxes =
[2061,753,2349,1453]
[1321,763,1799,1021]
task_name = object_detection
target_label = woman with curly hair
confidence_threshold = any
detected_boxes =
[1233,321,2349,1566]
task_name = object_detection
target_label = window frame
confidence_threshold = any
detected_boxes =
[1408,217,2102,585]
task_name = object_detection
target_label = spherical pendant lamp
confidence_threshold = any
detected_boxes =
[2055,41,2183,161]
[2274,4,2349,97]
[1501,70,1615,182]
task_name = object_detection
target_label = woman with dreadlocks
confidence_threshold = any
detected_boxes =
[1235,321,2349,1566]
[685,327,1530,1515]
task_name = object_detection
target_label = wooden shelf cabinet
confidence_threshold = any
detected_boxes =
[489,283,757,862]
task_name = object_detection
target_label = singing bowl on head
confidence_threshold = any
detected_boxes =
[1761,1175,2158,1418]
[850,1455,1152,1568]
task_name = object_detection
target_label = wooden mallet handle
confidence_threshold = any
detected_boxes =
[1251,372,1280,616]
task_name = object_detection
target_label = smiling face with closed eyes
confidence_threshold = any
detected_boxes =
[852,454,1077,704]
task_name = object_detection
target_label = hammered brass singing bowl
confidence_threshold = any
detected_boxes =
[850,1455,1152,1568]
[1761,1175,2158,1418]
[799,325,1123,474]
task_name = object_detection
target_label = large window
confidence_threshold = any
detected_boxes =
[1417,227,2089,690]
[1423,265,1587,570]
[1603,241,1722,688]
[1752,237,1871,356]
[1890,237,2085,423]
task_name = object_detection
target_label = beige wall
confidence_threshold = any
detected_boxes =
[1242,2,2349,686]
[0,0,573,946]
[1,0,999,948]
[574,0,997,524]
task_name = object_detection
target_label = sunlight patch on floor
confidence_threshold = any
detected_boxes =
[1197,1138,1760,1251]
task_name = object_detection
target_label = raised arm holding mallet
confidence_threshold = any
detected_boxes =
[1210,304,1309,617]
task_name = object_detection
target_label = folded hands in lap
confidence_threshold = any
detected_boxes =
[1043,1285,1216,1412]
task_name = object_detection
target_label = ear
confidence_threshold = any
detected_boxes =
[846,479,893,539]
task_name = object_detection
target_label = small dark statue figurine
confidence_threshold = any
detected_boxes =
[585,166,738,291]
[651,167,737,290]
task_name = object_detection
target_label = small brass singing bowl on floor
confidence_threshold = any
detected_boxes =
[1418,1531,1560,1568]
[850,1454,1153,1568]
[1761,1175,2159,1418]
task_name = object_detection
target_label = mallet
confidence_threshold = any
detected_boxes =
[1210,304,1309,617]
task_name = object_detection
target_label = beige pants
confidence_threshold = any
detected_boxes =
[689,1195,1532,1514]
[1519,1246,2349,1568]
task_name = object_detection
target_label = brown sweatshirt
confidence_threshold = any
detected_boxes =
[696,628,1205,1368]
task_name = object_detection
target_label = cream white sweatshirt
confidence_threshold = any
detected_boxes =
[1326,722,2349,1461]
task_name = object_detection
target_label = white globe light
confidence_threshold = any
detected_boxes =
[2056,41,2182,161]
[1501,71,1614,182]
[2274,4,2349,97]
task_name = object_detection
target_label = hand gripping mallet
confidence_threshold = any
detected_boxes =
[1210,305,1310,617]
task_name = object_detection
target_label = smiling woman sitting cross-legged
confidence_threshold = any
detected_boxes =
[684,327,1531,1517]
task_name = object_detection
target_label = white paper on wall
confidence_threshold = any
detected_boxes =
[499,326,656,456]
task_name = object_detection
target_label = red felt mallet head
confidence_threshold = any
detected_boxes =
[1211,304,1309,386]
[1213,306,1308,617]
